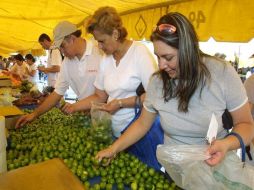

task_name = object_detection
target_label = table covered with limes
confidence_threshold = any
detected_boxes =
[6,108,180,190]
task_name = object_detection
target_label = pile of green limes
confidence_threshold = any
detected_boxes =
[7,108,179,190]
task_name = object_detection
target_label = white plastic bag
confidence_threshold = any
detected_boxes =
[214,152,254,190]
[157,144,254,190]
[90,102,113,143]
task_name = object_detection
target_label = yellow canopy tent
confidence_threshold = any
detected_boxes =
[123,0,254,42]
[0,0,253,57]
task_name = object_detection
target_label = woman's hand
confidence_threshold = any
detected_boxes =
[11,73,21,81]
[102,99,121,114]
[205,139,229,166]
[95,146,117,165]
[61,102,77,114]
[2,70,10,75]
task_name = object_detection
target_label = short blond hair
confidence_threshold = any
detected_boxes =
[86,6,127,41]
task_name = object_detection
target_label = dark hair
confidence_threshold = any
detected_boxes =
[71,30,82,37]
[151,12,210,112]
[14,54,24,62]
[62,30,82,45]
[64,30,82,41]
[25,54,36,62]
[38,33,51,42]
[86,6,127,42]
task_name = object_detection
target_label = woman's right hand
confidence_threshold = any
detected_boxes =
[95,146,117,165]
[61,102,77,114]
[15,113,36,128]
[102,99,121,114]
[205,139,229,166]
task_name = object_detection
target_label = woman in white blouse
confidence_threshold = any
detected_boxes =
[25,54,37,83]
[8,54,29,81]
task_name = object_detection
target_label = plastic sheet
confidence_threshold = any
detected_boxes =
[157,144,254,190]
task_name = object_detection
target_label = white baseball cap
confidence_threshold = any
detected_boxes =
[53,21,77,48]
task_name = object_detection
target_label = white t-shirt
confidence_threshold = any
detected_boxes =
[54,40,103,100]
[47,48,62,87]
[10,62,28,81]
[144,56,247,145]
[94,41,157,137]
[26,63,37,83]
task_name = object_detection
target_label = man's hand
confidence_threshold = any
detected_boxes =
[15,113,37,128]
[37,66,46,73]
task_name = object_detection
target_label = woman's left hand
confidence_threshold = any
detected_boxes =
[205,139,229,166]
[61,102,77,114]
[102,99,121,114]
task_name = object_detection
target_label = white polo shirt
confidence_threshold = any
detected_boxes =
[47,48,62,87]
[54,40,103,100]
[94,41,157,137]
[10,62,29,81]
[26,63,37,83]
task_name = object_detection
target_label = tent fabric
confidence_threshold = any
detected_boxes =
[0,0,253,56]
[168,0,254,42]
[122,0,254,42]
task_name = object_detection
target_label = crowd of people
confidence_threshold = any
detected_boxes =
[0,33,62,88]
[1,54,37,83]
[2,5,253,188]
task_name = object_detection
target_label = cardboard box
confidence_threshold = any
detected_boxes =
[0,76,11,87]
[0,158,85,190]
[0,106,24,129]
[0,150,7,173]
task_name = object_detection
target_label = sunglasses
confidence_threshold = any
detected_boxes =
[154,24,177,35]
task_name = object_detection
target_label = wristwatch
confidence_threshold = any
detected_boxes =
[118,100,123,108]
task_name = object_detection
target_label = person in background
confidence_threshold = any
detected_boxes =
[6,56,14,70]
[237,67,245,83]
[25,54,37,83]
[246,67,252,79]
[95,12,254,180]
[37,33,62,87]
[0,56,4,70]
[16,21,103,128]
[62,6,157,138]
[5,54,29,81]
[2,58,8,70]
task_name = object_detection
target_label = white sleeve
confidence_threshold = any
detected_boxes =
[135,43,157,91]
[10,64,17,73]
[31,64,37,71]
[143,75,158,113]
[224,63,248,112]
[51,49,62,66]
[54,61,69,96]
[94,58,106,91]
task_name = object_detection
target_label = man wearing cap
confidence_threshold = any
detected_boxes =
[16,21,103,128]
[38,33,62,87]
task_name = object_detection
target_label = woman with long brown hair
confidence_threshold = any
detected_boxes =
[96,12,254,186]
